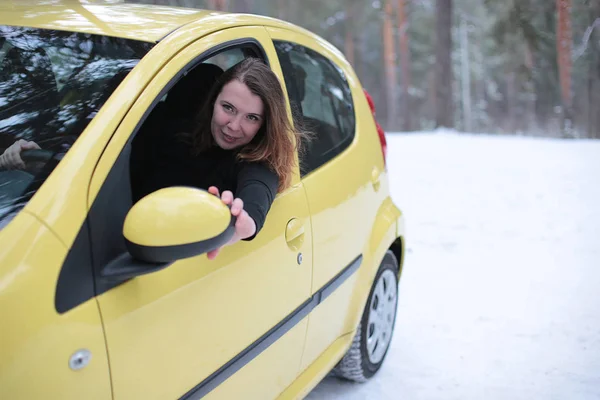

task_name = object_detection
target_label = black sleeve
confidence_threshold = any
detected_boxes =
[236,162,279,240]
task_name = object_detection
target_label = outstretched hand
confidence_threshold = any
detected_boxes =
[206,186,256,260]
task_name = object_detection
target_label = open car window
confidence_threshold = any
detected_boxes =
[0,26,154,229]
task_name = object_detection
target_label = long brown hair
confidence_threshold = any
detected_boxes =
[189,58,308,192]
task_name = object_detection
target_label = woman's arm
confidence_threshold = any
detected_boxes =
[235,162,279,239]
[206,162,279,260]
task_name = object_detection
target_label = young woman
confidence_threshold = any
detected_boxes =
[144,57,307,259]
[0,58,308,259]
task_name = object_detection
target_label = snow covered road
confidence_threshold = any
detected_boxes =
[307,131,600,400]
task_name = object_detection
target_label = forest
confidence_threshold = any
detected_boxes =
[126,0,600,139]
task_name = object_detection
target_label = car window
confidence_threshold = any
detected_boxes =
[203,48,245,71]
[274,41,355,176]
[0,26,153,229]
[130,45,263,203]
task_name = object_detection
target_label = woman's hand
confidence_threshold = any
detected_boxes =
[0,139,41,170]
[206,186,257,260]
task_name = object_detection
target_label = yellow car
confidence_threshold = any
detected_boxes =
[0,2,405,399]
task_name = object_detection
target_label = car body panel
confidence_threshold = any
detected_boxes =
[276,181,404,399]
[19,12,306,245]
[0,211,111,400]
[204,321,308,400]
[88,26,313,399]
[276,196,404,399]
[276,332,355,400]
[346,193,404,333]
[0,5,406,400]
[266,26,391,373]
[0,0,209,43]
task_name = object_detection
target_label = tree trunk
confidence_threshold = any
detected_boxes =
[428,68,436,125]
[524,42,536,132]
[396,0,412,131]
[276,0,285,19]
[345,4,355,66]
[232,0,253,13]
[592,7,600,138]
[355,19,366,82]
[208,0,228,11]
[460,17,471,132]
[591,39,600,138]
[556,0,573,136]
[506,70,516,133]
[435,0,454,128]
[383,0,398,129]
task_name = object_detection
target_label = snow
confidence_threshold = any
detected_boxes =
[307,130,600,400]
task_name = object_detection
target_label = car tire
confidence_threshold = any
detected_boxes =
[332,250,399,382]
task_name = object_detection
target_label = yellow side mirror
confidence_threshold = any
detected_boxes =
[123,187,233,263]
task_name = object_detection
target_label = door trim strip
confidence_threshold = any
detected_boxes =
[180,254,363,400]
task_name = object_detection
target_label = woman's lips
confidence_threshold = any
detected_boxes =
[222,131,238,143]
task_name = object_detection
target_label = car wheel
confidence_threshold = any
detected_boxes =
[332,250,399,382]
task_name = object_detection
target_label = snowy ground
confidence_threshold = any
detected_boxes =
[307,131,600,400]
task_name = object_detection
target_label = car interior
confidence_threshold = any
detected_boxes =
[129,62,224,203]
[83,50,264,302]
[283,59,350,176]
[0,41,139,222]
[127,45,270,204]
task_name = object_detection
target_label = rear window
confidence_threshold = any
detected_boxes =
[0,26,153,228]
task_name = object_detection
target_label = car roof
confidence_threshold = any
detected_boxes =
[0,1,222,43]
[0,1,348,72]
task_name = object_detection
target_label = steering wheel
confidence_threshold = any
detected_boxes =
[0,148,58,203]
[20,149,54,163]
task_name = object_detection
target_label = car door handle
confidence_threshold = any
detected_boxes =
[371,166,381,192]
[285,218,305,251]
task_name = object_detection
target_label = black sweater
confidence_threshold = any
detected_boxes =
[135,125,279,238]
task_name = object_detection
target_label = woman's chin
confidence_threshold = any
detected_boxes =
[216,138,239,150]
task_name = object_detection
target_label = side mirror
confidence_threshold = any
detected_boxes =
[100,187,234,280]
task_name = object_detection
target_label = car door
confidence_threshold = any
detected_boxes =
[87,27,313,400]
[0,216,112,400]
[269,28,386,371]
[0,28,155,400]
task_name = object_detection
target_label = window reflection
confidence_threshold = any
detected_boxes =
[0,25,153,227]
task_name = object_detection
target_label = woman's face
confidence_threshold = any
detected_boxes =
[211,80,264,150]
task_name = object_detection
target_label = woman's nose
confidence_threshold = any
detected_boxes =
[227,116,242,131]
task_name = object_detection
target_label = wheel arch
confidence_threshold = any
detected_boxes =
[389,235,405,279]
[341,197,402,335]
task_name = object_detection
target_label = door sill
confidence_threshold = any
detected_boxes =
[276,331,355,400]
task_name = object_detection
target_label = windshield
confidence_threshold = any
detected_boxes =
[0,26,154,228]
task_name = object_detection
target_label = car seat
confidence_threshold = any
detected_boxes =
[130,63,224,202]
[163,63,224,120]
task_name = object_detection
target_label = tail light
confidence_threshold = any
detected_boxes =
[363,89,387,166]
